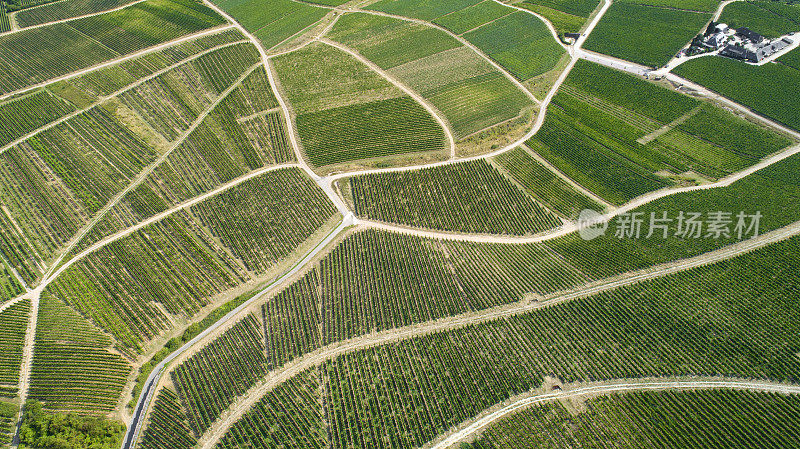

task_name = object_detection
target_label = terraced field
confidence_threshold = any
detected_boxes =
[274,42,447,167]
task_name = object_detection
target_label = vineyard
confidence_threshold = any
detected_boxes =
[462,11,565,81]
[0,0,227,95]
[15,0,139,28]
[327,13,533,139]
[216,369,326,449]
[0,400,13,447]
[171,314,268,435]
[275,42,447,167]
[583,2,711,68]
[674,56,800,132]
[0,39,260,286]
[349,159,562,235]
[526,60,793,204]
[264,228,589,367]
[47,167,336,353]
[366,0,565,81]
[519,0,599,35]
[209,0,326,50]
[29,297,131,414]
[472,389,800,448]
[0,299,29,394]
[719,0,800,39]
[224,232,800,448]
[494,147,604,218]
[139,388,197,449]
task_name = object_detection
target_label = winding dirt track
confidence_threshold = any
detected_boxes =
[428,377,800,449]
[6,0,146,34]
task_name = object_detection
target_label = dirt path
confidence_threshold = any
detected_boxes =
[0,39,249,156]
[489,0,568,52]
[9,288,40,449]
[0,25,235,102]
[319,38,457,158]
[195,218,800,448]
[427,377,800,448]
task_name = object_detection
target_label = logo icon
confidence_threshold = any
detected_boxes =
[577,209,608,241]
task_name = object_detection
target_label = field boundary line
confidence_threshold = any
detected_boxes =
[194,216,800,449]
[489,0,568,52]
[7,0,146,34]
[0,24,236,102]
[427,377,800,449]
[319,38,457,158]
[0,39,250,156]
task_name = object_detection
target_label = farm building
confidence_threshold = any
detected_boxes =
[736,27,765,44]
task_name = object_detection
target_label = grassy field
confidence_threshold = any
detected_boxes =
[674,56,800,132]
[616,0,722,11]
[328,13,534,139]
[584,2,710,68]
[463,11,564,80]
[519,0,599,35]
[350,159,561,235]
[472,390,800,448]
[719,0,800,39]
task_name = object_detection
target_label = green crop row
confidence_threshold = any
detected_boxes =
[30,297,131,414]
[139,388,197,449]
[350,159,562,235]
[473,389,800,448]
[0,299,29,386]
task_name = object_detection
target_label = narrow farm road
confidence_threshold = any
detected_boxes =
[0,25,236,102]
[0,39,249,156]
[489,0,568,52]
[714,0,742,21]
[319,38,457,158]
[427,377,800,449]
[196,217,800,449]
[6,0,146,35]
[9,287,41,449]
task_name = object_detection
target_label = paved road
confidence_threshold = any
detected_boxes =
[428,377,800,448]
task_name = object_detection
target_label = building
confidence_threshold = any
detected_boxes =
[720,37,794,63]
[720,44,760,62]
[736,27,765,44]
[704,32,727,49]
